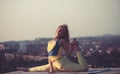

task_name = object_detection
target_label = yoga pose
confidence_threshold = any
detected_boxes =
[17,24,89,73]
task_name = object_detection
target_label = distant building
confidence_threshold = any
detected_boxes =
[0,43,5,51]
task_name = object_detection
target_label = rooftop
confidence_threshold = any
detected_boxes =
[5,68,120,74]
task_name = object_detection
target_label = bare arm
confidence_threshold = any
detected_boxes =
[48,58,54,73]
[60,38,80,56]
[60,39,73,56]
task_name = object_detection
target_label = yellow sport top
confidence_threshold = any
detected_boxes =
[47,39,63,62]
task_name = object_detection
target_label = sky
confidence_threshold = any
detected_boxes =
[0,0,120,42]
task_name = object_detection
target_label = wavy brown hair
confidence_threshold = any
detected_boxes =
[54,24,70,43]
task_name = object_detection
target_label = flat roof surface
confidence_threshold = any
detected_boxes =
[4,68,120,74]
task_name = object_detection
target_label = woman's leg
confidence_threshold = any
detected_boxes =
[76,51,89,71]
[53,51,88,72]
[28,64,50,72]
[53,57,88,72]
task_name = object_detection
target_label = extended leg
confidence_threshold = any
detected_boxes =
[28,64,49,72]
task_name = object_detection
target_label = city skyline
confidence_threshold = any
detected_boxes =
[0,0,120,42]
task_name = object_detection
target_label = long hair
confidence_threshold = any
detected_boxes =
[54,24,70,43]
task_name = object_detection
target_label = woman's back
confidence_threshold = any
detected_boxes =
[47,39,64,62]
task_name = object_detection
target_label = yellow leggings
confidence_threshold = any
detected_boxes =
[28,52,89,72]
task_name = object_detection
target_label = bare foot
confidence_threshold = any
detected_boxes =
[16,67,28,72]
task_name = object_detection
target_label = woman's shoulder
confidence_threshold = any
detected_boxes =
[48,39,56,43]
[47,40,57,52]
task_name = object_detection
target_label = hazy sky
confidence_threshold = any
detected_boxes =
[0,0,120,41]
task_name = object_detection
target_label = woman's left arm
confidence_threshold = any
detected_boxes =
[60,39,74,56]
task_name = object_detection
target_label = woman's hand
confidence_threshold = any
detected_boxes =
[71,38,79,46]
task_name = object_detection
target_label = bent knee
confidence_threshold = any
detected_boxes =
[83,67,89,71]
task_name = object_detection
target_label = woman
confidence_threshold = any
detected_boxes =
[17,24,89,72]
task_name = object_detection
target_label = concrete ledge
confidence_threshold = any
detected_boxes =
[5,68,120,74]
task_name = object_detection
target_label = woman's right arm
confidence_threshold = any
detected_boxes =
[48,58,54,73]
